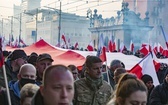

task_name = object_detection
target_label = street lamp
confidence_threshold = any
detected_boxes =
[44,1,62,45]
[1,18,10,36]
[9,13,22,40]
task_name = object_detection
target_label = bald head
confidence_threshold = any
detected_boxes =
[19,64,36,75]
[18,64,37,80]
[40,64,74,105]
[42,64,74,87]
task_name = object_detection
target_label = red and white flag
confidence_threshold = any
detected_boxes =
[61,34,67,44]
[74,42,78,50]
[129,40,134,52]
[153,43,158,54]
[128,52,160,86]
[157,43,163,53]
[119,42,126,52]
[87,40,94,51]
[99,46,107,62]
[108,35,114,52]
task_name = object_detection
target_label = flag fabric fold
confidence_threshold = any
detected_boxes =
[97,34,107,62]
[87,40,94,51]
[128,52,160,86]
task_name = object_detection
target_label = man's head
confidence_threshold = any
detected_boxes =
[113,68,126,84]
[110,59,124,72]
[10,50,27,72]
[141,74,154,90]
[36,53,53,79]
[40,64,74,105]
[18,64,37,87]
[68,64,78,80]
[85,55,102,79]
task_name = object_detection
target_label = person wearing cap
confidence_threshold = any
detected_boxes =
[103,59,124,89]
[141,74,154,105]
[0,49,27,88]
[149,70,168,105]
[36,53,53,85]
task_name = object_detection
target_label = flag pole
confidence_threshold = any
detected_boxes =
[2,65,12,105]
[105,61,110,85]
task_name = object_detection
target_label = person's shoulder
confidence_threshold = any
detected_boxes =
[75,78,85,84]
[102,80,112,88]
[74,78,88,88]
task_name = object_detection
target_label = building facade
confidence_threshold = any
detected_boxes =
[88,2,153,50]
[26,9,91,48]
[125,0,168,47]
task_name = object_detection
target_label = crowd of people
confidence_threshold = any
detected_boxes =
[0,49,168,105]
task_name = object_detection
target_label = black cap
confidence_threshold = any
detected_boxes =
[10,49,27,61]
[36,53,54,62]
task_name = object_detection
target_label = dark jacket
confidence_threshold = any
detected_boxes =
[0,61,17,88]
[103,70,115,89]
[73,75,112,105]
[31,89,44,105]
[149,80,168,105]
[0,81,20,105]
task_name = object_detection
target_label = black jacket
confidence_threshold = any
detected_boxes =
[149,80,168,105]
[31,89,44,105]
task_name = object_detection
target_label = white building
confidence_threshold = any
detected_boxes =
[26,9,91,48]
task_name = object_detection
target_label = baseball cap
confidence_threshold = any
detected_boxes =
[36,53,54,62]
[10,50,27,61]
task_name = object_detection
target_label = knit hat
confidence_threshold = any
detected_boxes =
[141,74,153,84]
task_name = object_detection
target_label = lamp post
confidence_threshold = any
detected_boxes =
[9,13,22,39]
[44,1,62,45]
[1,18,11,36]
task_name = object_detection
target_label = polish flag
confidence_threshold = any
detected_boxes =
[108,35,114,52]
[128,52,160,86]
[162,49,168,58]
[139,46,149,56]
[99,46,107,62]
[74,42,78,50]
[152,51,160,72]
[61,34,67,45]
[157,43,163,53]
[119,42,126,52]
[153,43,158,54]
[129,40,134,52]
[113,39,116,51]
[108,40,113,52]
[87,40,94,51]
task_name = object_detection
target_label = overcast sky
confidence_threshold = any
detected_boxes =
[0,0,122,18]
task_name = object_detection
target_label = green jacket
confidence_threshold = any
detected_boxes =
[73,77,112,105]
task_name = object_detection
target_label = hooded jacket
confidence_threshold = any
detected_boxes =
[0,80,20,105]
